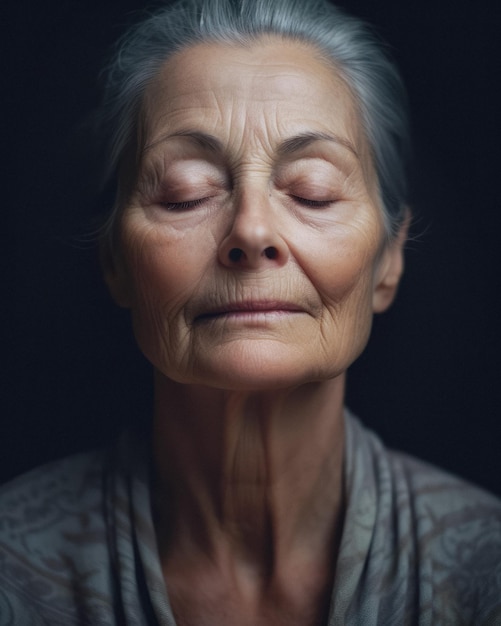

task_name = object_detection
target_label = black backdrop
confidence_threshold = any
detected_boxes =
[4,0,501,496]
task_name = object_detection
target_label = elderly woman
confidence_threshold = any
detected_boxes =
[2,0,501,624]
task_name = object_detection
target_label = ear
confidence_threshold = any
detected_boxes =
[372,212,410,314]
[100,235,133,309]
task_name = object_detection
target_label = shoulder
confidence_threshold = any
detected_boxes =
[344,412,501,624]
[385,445,501,548]
[380,437,501,511]
[345,410,501,523]
[0,449,107,546]
[390,451,501,623]
[0,450,113,624]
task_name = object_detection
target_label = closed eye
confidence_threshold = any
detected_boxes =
[160,197,208,211]
[292,196,333,208]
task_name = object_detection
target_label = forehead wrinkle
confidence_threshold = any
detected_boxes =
[140,44,366,171]
[141,127,361,178]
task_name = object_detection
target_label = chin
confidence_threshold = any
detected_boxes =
[182,347,338,391]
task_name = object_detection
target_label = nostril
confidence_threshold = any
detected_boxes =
[229,248,243,262]
[264,247,277,260]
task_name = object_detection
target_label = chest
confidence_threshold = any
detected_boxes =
[165,570,332,626]
[169,593,330,626]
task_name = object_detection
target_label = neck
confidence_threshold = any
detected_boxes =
[152,373,346,589]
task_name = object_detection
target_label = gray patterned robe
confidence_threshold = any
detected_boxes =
[1,412,500,625]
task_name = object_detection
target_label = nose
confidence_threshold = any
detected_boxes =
[218,191,289,270]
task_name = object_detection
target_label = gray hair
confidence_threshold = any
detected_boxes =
[98,0,410,238]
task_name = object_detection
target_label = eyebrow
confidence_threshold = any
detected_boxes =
[277,131,358,159]
[143,130,223,154]
[143,129,358,159]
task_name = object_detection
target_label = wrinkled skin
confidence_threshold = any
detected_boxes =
[106,38,402,391]
[104,37,406,626]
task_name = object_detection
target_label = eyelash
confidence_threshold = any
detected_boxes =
[160,198,207,211]
[292,196,332,208]
[160,195,332,211]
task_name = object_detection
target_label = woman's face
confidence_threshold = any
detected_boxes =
[107,38,403,390]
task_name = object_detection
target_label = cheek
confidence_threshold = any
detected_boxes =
[293,225,380,308]
[131,248,190,306]
[292,223,381,375]
[119,225,210,365]
[122,218,209,309]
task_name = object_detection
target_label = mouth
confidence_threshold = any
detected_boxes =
[194,300,305,322]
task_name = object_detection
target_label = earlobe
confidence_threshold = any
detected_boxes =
[372,212,410,314]
[100,237,133,309]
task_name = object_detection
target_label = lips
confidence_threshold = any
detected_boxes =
[194,300,305,321]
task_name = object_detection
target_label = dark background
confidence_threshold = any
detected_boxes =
[4,1,501,496]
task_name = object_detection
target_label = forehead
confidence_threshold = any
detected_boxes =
[141,37,366,156]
